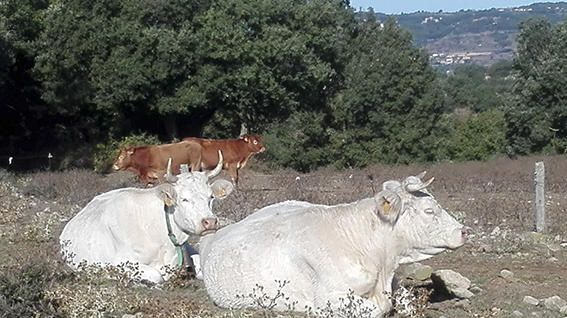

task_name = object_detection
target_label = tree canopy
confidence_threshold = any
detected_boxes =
[1,0,566,171]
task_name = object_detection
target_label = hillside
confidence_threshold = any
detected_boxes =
[373,2,567,66]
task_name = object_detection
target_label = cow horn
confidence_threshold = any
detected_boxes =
[166,157,178,183]
[403,176,434,193]
[206,150,223,179]
[416,171,427,180]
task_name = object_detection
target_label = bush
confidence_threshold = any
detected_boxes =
[262,112,332,172]
[93,133,161,173]
[441,109,507,161]
[0,262,65,317]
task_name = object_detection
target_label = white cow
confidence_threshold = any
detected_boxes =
[60,155,234,284]
[200,172,466,317]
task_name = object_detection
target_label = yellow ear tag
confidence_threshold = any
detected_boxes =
[382,200,391,214]
[163,192,175,207]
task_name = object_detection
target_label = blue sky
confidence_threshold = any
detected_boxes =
[350,0,539,14]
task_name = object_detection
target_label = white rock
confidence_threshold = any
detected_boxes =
[560,305,567,315]
[523,296,539,306]
[431,269,473,299]
[543,295,567,311]
[499,269,514,281]
[511,310,523,317]
[491,226,501,236]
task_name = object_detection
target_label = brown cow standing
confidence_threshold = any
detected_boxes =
[112,140,202,185]
[182,134,265,184]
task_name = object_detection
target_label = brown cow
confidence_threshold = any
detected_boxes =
[182,134,265,184]
[112,140,202,185]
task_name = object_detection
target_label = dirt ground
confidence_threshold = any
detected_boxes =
[1,155,566,317]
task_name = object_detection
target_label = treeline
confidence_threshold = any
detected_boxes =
[374,2,567,46]
[1,0,566,172]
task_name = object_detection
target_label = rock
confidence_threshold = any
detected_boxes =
[547,243,561,252]
[122,314,143,318]
[543,295,567,311]
[491,226,501,236]
[561,305,567,315]
[431,269,473,299]
[523,296,540,306]
[499,269,514,281]
[401,263,433,281]
[511,311,523,317]
[469,285,483,294]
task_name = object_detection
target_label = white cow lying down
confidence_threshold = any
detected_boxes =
[200,172,466,317]
[60,156,234,284]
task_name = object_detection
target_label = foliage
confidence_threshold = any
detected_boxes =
[263,111,331,172]
[371,3,567,46]
[0,261,64,317]
[505,18,567,155]
[93,133,160,172]
[328,16,445,165]
[2,0,567,172]
[440,64,511,113]
[445,109,507,161]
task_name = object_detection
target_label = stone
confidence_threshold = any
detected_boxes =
[401,263,433,281]
[469,285,483,294]
[491,226,501,236]
[543,295,567,311]
[431,269,473,299]
[523,296,539,306]
[511,311,523,317]
[499,269,514,281]
[561,305,567,315]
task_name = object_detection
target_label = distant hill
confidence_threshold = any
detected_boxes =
[372,2,567,67]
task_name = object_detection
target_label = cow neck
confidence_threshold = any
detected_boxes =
[164,204,184,268]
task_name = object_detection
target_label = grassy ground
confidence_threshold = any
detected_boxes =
[1,155,566,317]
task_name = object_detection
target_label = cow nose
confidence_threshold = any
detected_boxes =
[112,164,119,170]
[202,218,218,231]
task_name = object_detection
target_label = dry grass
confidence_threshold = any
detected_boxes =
[1,154,566,317]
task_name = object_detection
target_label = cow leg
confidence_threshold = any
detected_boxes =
[366,269,395,315]
[228,165,239,185]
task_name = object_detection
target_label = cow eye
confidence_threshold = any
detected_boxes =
[424,208,435,214]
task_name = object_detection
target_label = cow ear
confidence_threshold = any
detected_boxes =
[159,184,177,206]
[210,179,234,200]
[374,190,403,224]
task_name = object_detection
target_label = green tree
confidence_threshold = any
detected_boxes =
[329,16,445,166]
[449,109,507,161]
[195,0,353,136]
[506,18,567,155]
[0,0,50,153]
[441,64,502,113]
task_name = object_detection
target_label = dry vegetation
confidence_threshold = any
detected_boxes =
[1,155,567,317]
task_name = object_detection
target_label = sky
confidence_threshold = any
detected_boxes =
[350,0,540,14]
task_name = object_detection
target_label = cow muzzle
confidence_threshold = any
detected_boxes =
[200,217,218,235]
[112,164,120,171]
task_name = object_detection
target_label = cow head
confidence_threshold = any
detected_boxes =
[112,148,135,171]
[374,172,466,264]
[166,153,234,235]
[240,134,266,153]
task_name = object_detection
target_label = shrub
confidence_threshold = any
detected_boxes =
[436,109,507,162]
[0,261,65,317]
[93,133,160,173]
